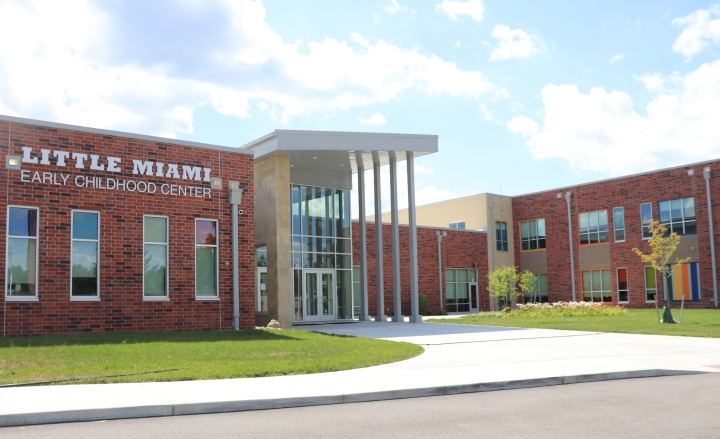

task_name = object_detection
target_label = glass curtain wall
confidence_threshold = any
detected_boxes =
[291,185,352,321]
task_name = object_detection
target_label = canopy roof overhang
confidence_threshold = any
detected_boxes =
[241,130,438,190]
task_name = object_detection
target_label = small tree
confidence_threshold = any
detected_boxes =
[487,266,520,310]
[632,219,690,323]
[519,270,538,303]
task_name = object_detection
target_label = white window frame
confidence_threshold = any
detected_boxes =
[449,221,466,230]
[143,215,170,301]
[5,205,40,302]
[640,202,653,240]
[613,207,626,243]
[70,210,101,301]
[616,267,629,304]
[644,266,657,303]
[256,266,268,312]
[195,218,220,300]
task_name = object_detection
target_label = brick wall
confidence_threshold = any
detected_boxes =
[352,221,489,315]
[512,164,719,308]
[0,120,255,336]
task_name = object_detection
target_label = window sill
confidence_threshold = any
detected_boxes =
[5,296,39,302]
[196,296,220,301]
[144,296,170,302]
[614,240,626,244]
[579,242,610,246]
[71,297,101,302]
[256,311,269,315]
[519,248,547,253]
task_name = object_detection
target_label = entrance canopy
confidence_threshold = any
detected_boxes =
[241,130,438,190]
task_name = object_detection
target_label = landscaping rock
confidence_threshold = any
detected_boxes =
[267,320,282,329]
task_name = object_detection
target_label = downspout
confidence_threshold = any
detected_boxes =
[704,167,719,308]
[229,182,243,330]
[565,191,577,302]
[489,198,496,271]
[436,231,446,310]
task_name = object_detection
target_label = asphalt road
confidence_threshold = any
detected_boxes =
[4,373,720,439]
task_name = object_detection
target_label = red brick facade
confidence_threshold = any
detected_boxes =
[353,221,489,315]
[0,119,255,336]
[512,164,719,308]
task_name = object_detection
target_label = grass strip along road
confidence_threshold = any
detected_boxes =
[428,309,720,338]
[0,329,422,386]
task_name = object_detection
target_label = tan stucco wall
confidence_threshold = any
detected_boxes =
[254,156,292,328]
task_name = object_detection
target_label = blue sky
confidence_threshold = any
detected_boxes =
[2,1,720,215]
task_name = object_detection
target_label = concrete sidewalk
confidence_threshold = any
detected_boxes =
[2,322,720,427]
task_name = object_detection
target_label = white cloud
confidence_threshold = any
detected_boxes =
[635,73,665,92]
[509,59,720,175]
[506,115,538,136]
[435,0,484,21]
[455,40,461,47]
[672,5,720,60]
[610,53,625,63]
[490,25,545,61]
[384,0,407,13]
[415,164,433,174]
[359,112,387,126]
[373,13,381,23]
[478,103,498,123]
[0,0,500,135]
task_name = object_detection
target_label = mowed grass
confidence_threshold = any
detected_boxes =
[0,329,423,386]
[428,309,720,338]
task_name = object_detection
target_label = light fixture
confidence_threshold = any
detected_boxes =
[228,180,242,205]
[291,164,294,167]
[687,168,695,176]
[6,155,21,169]
[556,193,562,199]
[313,157,317,159]
[705,166,711,172]
[340,164,344,167]
[210,177,223,190]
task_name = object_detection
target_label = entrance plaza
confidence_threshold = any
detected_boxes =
[2,321,720,427]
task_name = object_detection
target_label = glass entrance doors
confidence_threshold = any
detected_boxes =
[303,269,335,321]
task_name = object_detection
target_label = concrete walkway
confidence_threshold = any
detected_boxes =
[2,322,720,427]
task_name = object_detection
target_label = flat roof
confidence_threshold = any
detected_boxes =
[0,114,252,155]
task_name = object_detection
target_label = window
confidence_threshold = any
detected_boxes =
[524,273,548,303]
[613,207,625,242]
[195,219,218,298]
[666,262,701,302]
[257,246,267,312]
[450,221,465,230]
[579,210,608,244]
[582,269,611,302]
[445,268,477,312]
[640,203,653,239]
[143,216,168,299]
[71,211,100,299]
[658,197,696,236]
[617,268,628,303]
[644,266,657,302]
[495,221,508,252]
[352,266,361,317]
[520,219,546,250]
[6,206,39,299]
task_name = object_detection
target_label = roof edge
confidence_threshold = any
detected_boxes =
[0,114,252,155]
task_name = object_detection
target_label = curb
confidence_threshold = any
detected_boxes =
[0,369,703,427]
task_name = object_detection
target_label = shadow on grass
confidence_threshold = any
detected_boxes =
[0,329,304,349]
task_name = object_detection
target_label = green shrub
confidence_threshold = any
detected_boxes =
[419,293,429,315]
[504,301,627,318]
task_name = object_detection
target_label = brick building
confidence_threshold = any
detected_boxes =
[1,115,255,336]
[377,162,720,310]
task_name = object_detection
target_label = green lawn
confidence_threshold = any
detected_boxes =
[428,309,720,338]
[0,329,422,386]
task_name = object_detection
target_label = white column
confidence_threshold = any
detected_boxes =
[356,159,371,321]
[373,158,386,322]
[390,155,402,322]
[407,152,422,323]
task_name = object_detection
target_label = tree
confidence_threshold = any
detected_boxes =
[487,266,519,310]
[519,270,538,303]
[632,219,690,323]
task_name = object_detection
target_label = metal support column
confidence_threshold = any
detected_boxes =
[390,155,403,322]
[407,152,422,323]
[373,159,387,322]
[565,191,577,302]
[704,167,719,308]
[356,158,371,321]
